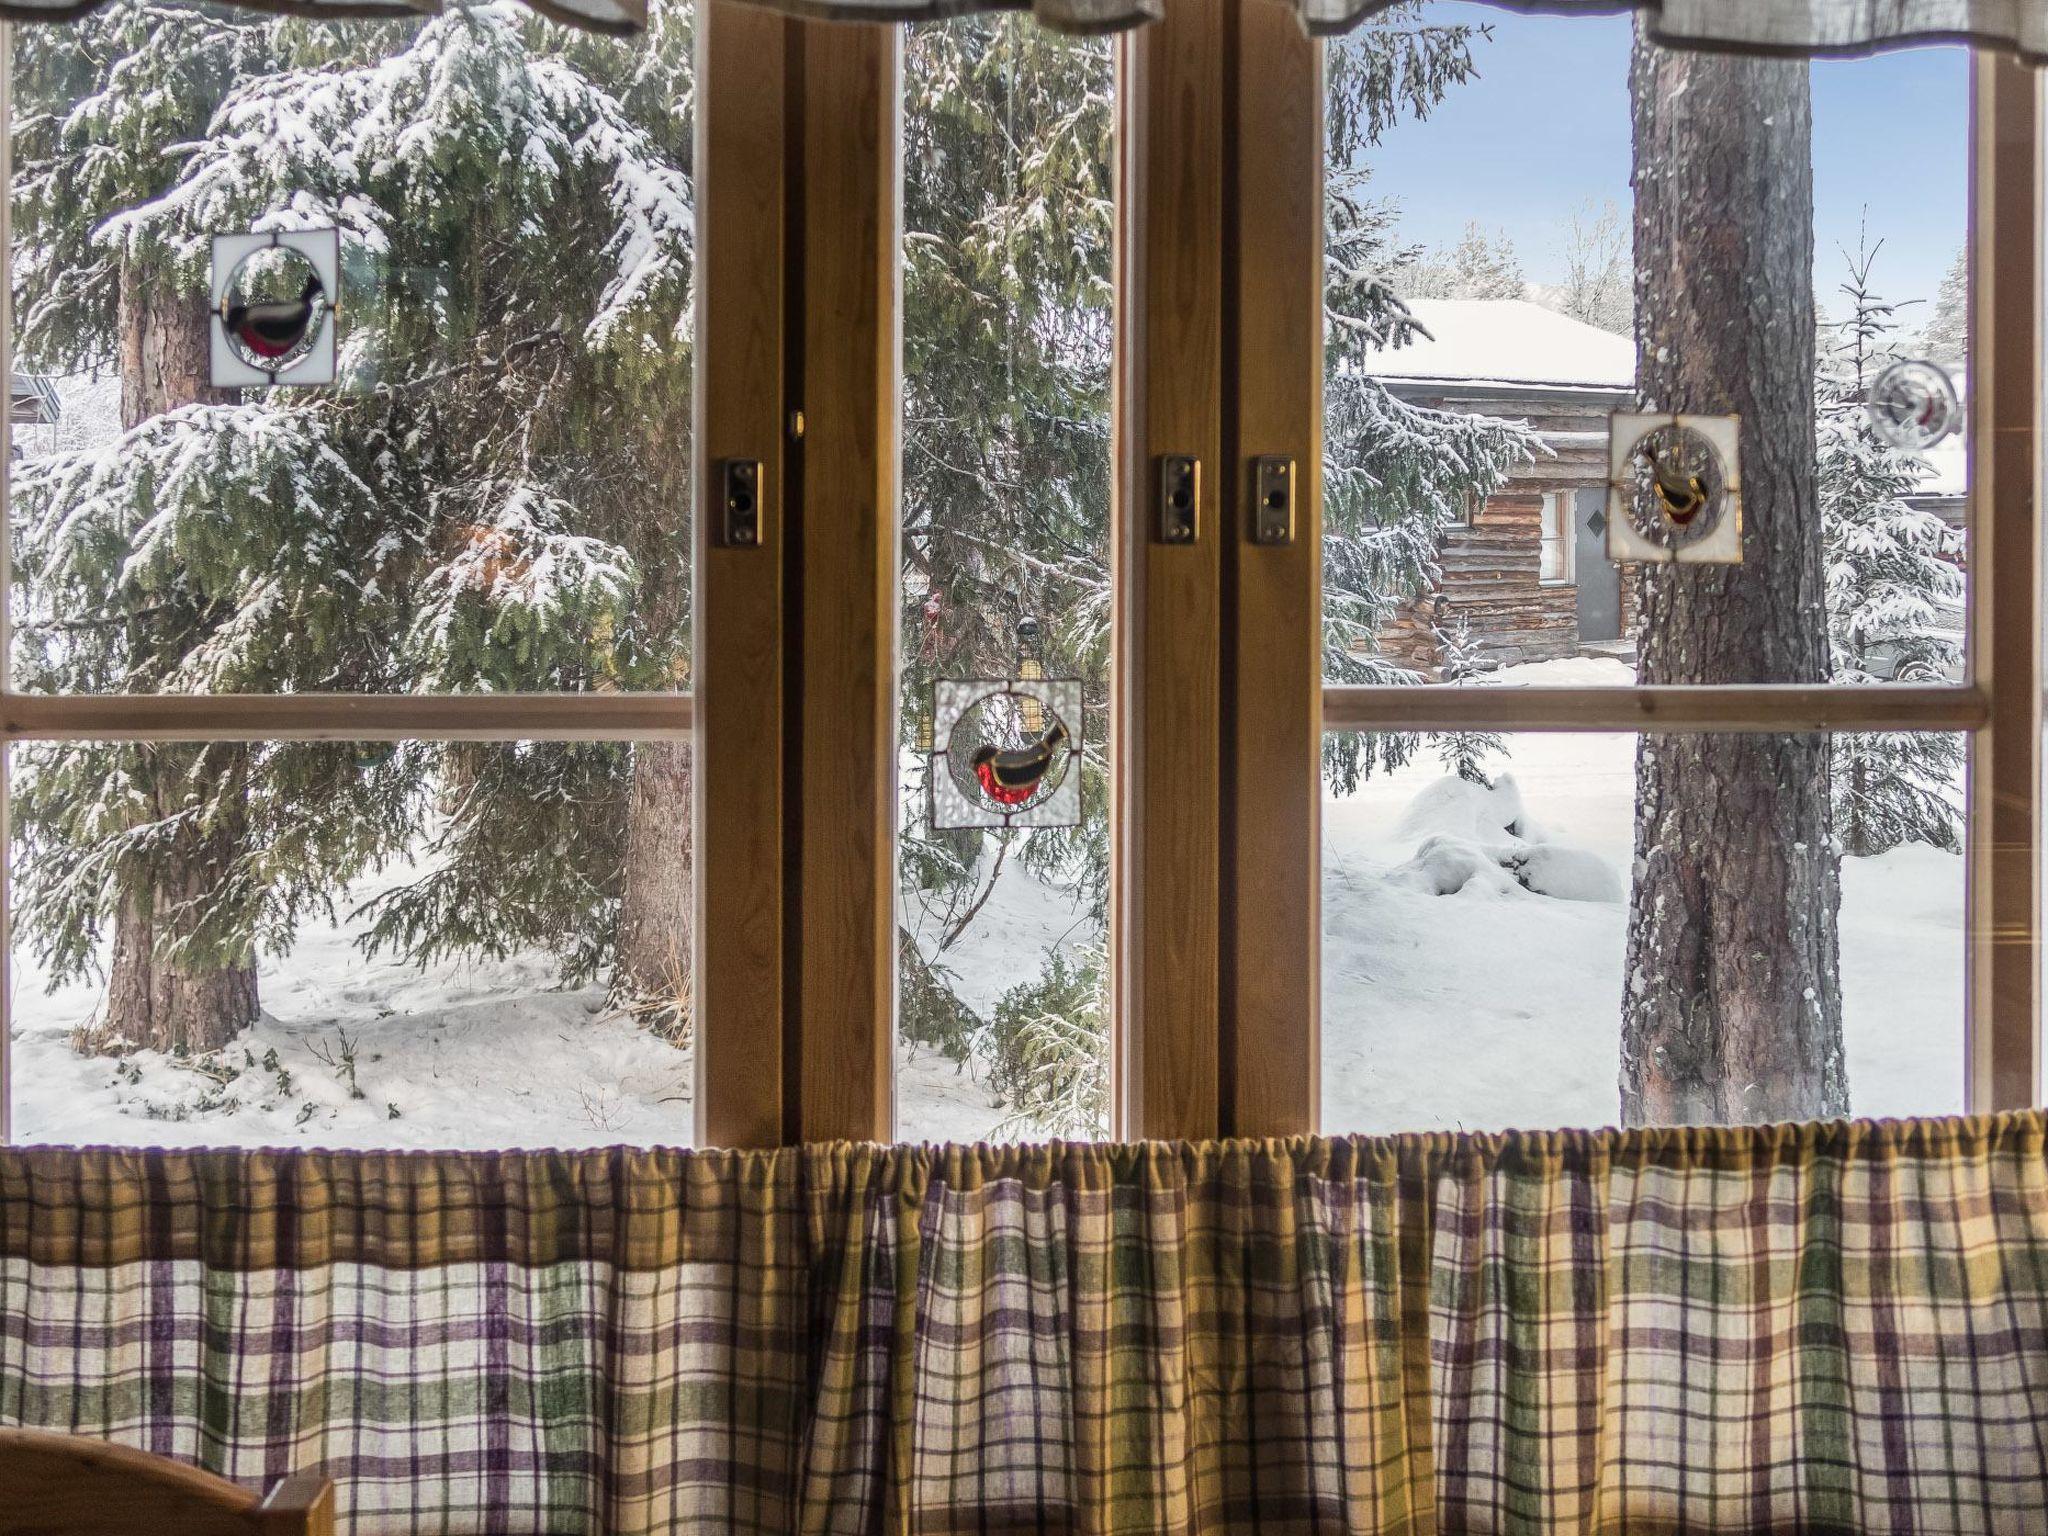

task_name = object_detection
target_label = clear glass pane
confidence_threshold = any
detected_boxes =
[9,1,694,694]
[9,740,694,1148]
[894,17,1113,1143]
[1322,5,1969,689]
[1321,729,1965,1133]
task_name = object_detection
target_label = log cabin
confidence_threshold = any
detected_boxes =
[1367,298,1970,678]
[1367,297,1635,675]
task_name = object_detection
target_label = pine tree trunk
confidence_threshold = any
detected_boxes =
[95,267,259,1056]
[1620,27,1846,1126]
[614,743,694,1037]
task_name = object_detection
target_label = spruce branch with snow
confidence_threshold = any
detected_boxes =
[1820,239,1965,855]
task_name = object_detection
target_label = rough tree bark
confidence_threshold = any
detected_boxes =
[615,740,694,1037]
[612,458,694,1037]
[1620,25,1846,1125]
[97,266,259,1055]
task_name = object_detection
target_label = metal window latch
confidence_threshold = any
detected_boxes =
[1252,456,1295,545]
[1157,454,1200,545]
[718,458,763,548]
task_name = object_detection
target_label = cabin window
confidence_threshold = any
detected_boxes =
[0,0,2035,1153]
[1316,5,1997,1140]
[1538,491,1572,583]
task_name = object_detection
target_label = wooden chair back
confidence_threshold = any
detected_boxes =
[0,1431,334,1536]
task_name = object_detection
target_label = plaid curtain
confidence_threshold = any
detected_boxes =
[2,1115,2045,1533]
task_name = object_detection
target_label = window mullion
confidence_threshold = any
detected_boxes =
[695,0,791,1150]
[1223,0,1323,1139]
[1114,0,1227,1141]
[790,19,900,1145]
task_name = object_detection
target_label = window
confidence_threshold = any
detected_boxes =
[3,0,2034,1157]
[894,17,1114,1143]
[7,1,697,1147]
[1317,8,1999,1138]
[1538,491,1571,583]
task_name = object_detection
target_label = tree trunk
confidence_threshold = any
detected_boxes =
[94,266,259,1056]
[614,741,694,1040]
[1620,27,1846,1125]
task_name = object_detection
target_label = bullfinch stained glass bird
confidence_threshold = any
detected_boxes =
[971,718,1068,807]
[224,274,324,362]
[1641,442,1710,526]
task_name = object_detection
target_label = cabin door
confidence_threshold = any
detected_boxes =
[1573,488,1622,644]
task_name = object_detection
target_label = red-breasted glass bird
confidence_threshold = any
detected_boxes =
[226,274,323,361]
[971,719,1067,807]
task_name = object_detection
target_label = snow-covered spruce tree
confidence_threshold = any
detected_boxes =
[1918,246,1968,375]
[1821,242,1964,855]
[11,1,695,1050]
[1322,18,1531,795]
[12,7,417,1051]
[1399,220,1526,301]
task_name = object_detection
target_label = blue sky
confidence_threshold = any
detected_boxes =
[1356,2,1968,313]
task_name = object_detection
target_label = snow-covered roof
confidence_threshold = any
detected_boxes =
[1917,437,1965,499]
[1363,298,1635,391]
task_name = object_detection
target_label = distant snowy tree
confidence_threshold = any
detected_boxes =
[1400,221,1526,301]
[1821,242,1965,855]
[11,1,696,1050]
[1917,246,1968,374]
[1548,199,1631,336]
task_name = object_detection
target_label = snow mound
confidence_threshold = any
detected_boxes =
[1386,834,1519,896]
[1394,772,1530,844]
[1504,843,1624,903]
[1386,773,1619,903]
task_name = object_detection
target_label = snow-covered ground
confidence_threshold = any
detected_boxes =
[1321,658,1963,1133]
[9,861,698,1149]
[9,656,1964,1147]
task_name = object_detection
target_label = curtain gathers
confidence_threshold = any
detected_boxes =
[3,1115,2047,1533]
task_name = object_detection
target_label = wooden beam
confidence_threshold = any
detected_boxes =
[1222,0,1321,1138]
[793,19,899,1144]
[694,0,789,1150]
[1322,683,1986,735]
[1115,0,1226,1141]
[1965,51,2042,1114]
[1,692,690,741]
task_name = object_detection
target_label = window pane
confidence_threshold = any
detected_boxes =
[894,18,1113,1143]
[9,1,694,694]
[9,740,694,1148]
[1321,727,1964,1133]
[1323,5,1969,687]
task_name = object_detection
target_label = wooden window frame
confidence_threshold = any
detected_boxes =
[0,11,2037,1151]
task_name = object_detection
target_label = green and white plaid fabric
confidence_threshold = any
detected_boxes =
[2,1117,2044,1533]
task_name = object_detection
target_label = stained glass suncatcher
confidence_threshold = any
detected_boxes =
[210,228,339,388]
[928,677,1083,830]
[1605,412,1743,565]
